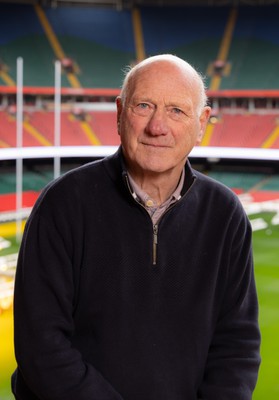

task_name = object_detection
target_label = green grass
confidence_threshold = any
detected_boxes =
[0,211,279,399]
[252,214,279,399]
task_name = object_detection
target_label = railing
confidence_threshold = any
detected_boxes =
[1,86,279,98]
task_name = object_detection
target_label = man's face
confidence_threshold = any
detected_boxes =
[116,61,210,177]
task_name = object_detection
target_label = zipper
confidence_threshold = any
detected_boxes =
[124,173,159,266]
[152,224,158,266]
[150,176,197,265]
[123,171,196,267]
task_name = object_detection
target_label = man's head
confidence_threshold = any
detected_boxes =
[116,54,211,179]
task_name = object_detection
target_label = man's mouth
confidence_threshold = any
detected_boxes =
[141,142,170,148]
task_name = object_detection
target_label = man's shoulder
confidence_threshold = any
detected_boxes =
[49,149,121,189]
[192,168,243,209]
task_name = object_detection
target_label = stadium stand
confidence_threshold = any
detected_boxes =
[0,3,55,87]
[1,3,279,89]
[0,3,135,88]
[204,112,278,148]
[25,110,55,144]
[1,5,279,400]
[140,5,229,88]
[220,5,279,89]
[0,107,277,149]
[43,6,135,88]
[0,109,51,147]
[0,108,120,147]
[0,111,16,147]
[0,1,279,150]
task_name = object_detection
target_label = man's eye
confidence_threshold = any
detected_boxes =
[172,107,183,114]
[168,107,187,120]
[132,103,153,116]
[137,103,149,109]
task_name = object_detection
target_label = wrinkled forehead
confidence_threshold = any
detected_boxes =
[126,60,200,104]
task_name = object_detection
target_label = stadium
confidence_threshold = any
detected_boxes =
[0,0,279,398]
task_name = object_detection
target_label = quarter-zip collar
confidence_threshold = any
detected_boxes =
[126,168,185,225]
[103,147,197,266]
[102,146,197,200]
[102,146,197,195]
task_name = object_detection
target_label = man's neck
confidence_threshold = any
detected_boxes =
[128,168,184,206]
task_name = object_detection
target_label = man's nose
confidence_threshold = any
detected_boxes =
[145,108,169,135]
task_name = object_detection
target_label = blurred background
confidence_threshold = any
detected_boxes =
[0,0,278,399]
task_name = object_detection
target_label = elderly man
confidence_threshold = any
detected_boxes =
[12,54,261,400]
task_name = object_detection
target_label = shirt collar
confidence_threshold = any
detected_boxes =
[127,168,185,208]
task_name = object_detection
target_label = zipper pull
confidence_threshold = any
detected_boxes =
[153,225,158,265]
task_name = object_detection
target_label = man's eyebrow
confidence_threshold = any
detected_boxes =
[168,100,193,109]
[130,97,153,103]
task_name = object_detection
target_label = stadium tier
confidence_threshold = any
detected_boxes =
[0,2,279,151]
[1,3,279,88]
[1,4,279,400]
[0,108,120,147]
[0,3,134,88]
[203,112,279,149]
[0,108,278,149]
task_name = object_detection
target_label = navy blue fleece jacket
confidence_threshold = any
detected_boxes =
[12,148,261,400]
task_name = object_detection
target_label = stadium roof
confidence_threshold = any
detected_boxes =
[2,0,279,7]
[44,0,279,6]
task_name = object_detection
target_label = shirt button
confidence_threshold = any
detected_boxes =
[146,199,155,207]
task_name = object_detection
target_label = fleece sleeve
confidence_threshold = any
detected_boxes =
[197,211,261,400]
[13,202,123,400]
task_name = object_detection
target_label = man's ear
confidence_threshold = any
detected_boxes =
[196,106,211,144]
[116,96,123,134]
